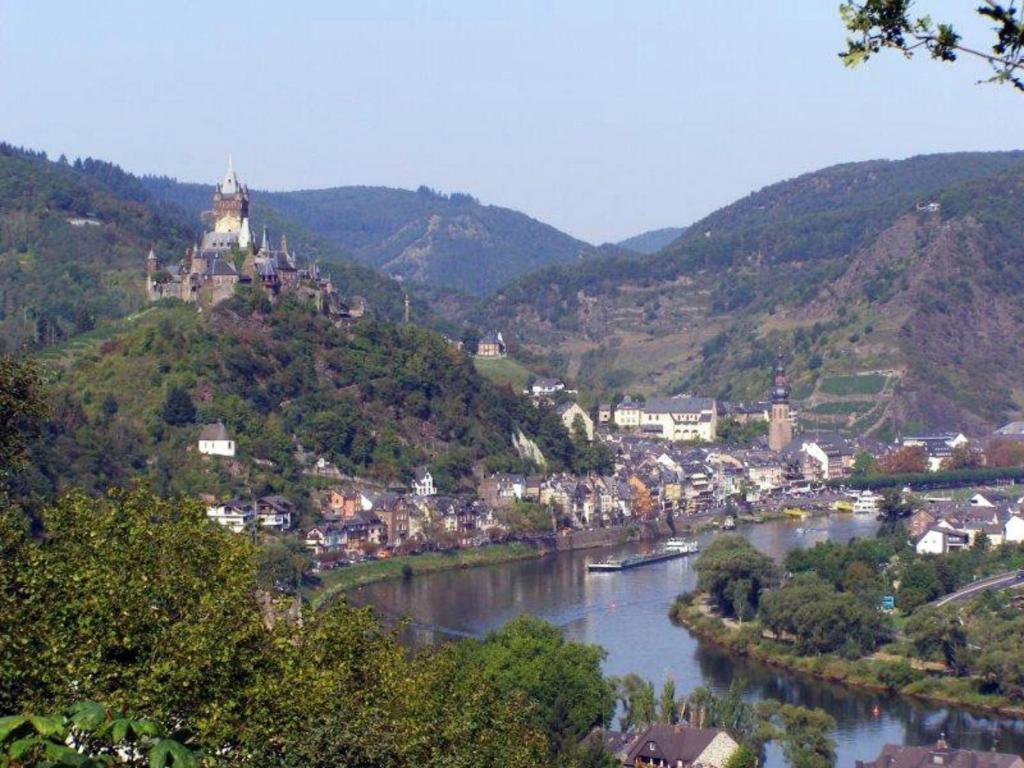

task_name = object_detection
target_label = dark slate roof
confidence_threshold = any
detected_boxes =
[857,743,1023,768]
[206,257,238,276]
[643,396,715,414]
[627,724,726,765]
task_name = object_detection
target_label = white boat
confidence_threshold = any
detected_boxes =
[722,515,736,530]
[664,538,700,554]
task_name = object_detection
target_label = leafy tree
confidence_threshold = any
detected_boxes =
[0,357,48,481]
[695,536,779,618]
[0,701,195,768]
[100,394,119,418]
[256,538,311,594]
[0,489,266,744]
[759,574,885,656]
[985,438,1024,467]
[942,443,982,470]
[840,1,1024,92]
[905,606,969,674]
[0,488,551,766]
[658,678,679,725]
[851,451,877,476]
[612,674,656,732]
[160,386,195,426]
[877,446,928,474]
[458,615,614,763]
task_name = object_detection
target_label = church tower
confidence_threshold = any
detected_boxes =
[212,157,249,234]
[768,352,793,452]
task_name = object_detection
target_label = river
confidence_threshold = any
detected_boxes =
[348,515,1024,766]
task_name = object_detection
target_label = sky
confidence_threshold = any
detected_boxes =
[3,1,1024,244]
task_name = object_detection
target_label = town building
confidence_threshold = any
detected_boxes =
[626,724,740,768]
[856,740,1023,768]
[412,467,436,497]
[799,434,854,481]
[255,495,294,530]
[198,422,235,457]
[557,401,594,441]
[768,353,793,452]
[638,396,718,442]
[206,498,254,533]
[597,403,613,423]
[476,330,507,358]
[916,526,970,555]
[613,396,642,429]
[902,432,968,472]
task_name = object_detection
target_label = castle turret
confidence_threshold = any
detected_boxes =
[768,352,793,452]
[146,247,158,276]
[238,217,251,250]
[212,156,248,234]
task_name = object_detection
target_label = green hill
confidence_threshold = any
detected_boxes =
[474,151,1024,435]
[141,177,625,296]
[0,144,195,353]
[18,290,582,508]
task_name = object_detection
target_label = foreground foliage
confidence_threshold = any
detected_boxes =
[0,489,548,766]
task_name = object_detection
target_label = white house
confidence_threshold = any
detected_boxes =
[1004,514,1024,544]
[613,396,642,429]
[413,467,436,497]
[206,499,254,533]
[531,377,565,397]
[916,526,969,555]
[198,422,235,457]
[255,495,294,530]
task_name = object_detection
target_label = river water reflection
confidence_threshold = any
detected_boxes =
[349,516,1024,766]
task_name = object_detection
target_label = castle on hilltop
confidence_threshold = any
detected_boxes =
[146,160,364,319]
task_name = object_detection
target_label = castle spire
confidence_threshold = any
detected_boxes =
[220,155,239,195]
[260,225,269,253]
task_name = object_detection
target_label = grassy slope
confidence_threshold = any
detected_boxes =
[473,356,534,391]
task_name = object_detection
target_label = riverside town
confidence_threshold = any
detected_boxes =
[6,4,1024,768]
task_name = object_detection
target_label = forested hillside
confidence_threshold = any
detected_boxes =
[617,226,686,254]
[142,176,621,296]
[0,144,194,353]
[475,151,1024,434]
[16,289,582,509]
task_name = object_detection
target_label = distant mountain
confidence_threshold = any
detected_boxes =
[617,226,687,254]
[141,178,617,296]
[474,151,1024,434]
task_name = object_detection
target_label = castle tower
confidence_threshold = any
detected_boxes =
[768,352,793,452]
[146,247,158,276]
[212,156,248,234]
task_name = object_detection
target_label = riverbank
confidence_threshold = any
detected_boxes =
[669,594,1024,718]
[306,542,543,608]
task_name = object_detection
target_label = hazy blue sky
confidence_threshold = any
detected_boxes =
[3,1,1023,243]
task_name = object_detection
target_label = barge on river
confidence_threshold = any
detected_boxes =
[587,541,699,572]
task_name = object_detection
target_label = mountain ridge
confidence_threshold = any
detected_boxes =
[472,150,1024,434]
[141,177,627,296]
